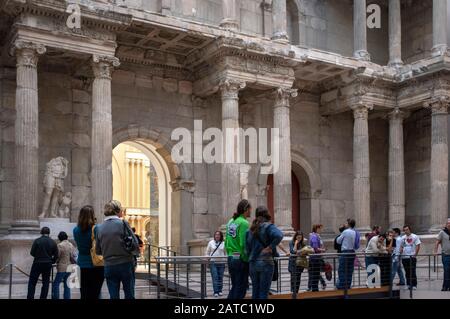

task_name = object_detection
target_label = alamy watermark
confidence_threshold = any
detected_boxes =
[171,120,280,175]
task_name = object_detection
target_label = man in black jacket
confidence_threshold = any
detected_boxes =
[27,227,58,299]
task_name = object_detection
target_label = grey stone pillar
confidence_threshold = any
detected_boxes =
[432,0,448,56]
[387,109,408,229]
[388,0,403,67]
[426,97,449,232]
[10,41,45,233]
[352,104,372,232]
[273,88,297,234]
[91,55,119,220]
[272,0,289,41]
[219,79,245,224]
[353,0,370,60]
[220,0,239,30]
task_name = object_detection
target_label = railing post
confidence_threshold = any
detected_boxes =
[389,254,393,299]
[344,254,348,299]
[200,262,207,299]
[148,245,151,296]
[333,256,337,288]
[9,263,13,299]
[409,256,413,299]
[156,259,161,299]
[165,259,169,298]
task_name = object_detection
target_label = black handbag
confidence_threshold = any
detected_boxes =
[122,220,139,255]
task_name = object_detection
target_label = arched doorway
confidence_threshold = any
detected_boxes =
[267,171,300,230]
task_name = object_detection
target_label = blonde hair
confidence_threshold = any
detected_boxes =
[104,200,122,217]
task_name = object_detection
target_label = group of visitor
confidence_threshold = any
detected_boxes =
[27,200,140,299]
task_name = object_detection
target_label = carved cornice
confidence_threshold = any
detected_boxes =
[10,40,46,67]
[424,96,450,115]
[170,179,195,193]
[92,55,120,79]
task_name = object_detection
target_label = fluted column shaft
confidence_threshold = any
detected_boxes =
[91,55,119,219]
[432,0,448,56]
[427,97,449,232]
[354,0,370,61]
[388,0,403,67]
[220,80,245,224]
[272,0,288,41]
[273,88,297,233]
[11,41,46,233]
[220,0,239,30]
[388,109,407,229]
[352,104,372,232]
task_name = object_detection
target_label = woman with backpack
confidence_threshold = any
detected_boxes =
[73,205,105,299]
[246,206,283,299]
[206,231,226,297]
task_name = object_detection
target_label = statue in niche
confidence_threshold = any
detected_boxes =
[39,157,69,218]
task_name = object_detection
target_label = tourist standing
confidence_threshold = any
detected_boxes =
[365,233,387,285]
[308,224,326,292]
[225,199,252,299]
[434,219,450,291]
[73,205,105,299]
[391,228,406,286]
[246,206,283,299]
[400,225,421,290]
[206,231,226,297]
[288,231,306,295]
[336,219,358,290]
[96,200,140,299]
[334,225,346,253]
[27,227,58,299]
[52,231,76,299]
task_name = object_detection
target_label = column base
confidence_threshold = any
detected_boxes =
[8,220,40,235]
[0,234,37,284]
[353,50,371,61]
[431,44,448,57]
[388,60,404,69]
[428,225,445,234]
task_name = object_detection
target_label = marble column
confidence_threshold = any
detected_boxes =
[426,97,449,232]
[352,104,372,232]
[432,0,448,56]
[91,55,119,220]
[353,0,370,61]
[387,109,408,229]
[272,0,289,41]
[220,0,239,30]
[388,0,403,67]
[273,88,297,234]
[219,79,245,224]
[10,41,46,233]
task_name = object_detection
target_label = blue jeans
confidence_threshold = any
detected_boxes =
[227,257,249,299]
[52,272,71,299]
[104,262,135,299]
[337,250,355,290]
[210,263,225,294]
[391,258,406,285]
[249,260,274,299]
[442,254,450,290]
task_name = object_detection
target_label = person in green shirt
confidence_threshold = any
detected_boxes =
[225,199,252,299]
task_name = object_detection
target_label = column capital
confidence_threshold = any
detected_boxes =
[273,87,298,108]
[386,108,410,121]
[219,79,246,99]
[11,41,46,68]
[351,103,373,119]
[92,55,120,80]
[424,96,450,114]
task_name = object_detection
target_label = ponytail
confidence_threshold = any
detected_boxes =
[233,199,251,220]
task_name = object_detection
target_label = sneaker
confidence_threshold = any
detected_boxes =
[412,287,417,290]
[322,283,327,290]
[218,292,223,296]
[214,293,219,297]
[402,286,409,290]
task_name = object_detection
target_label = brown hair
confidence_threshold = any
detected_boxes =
[104,200,122,217]
[312,224,323,233]
[250,206,272,238]
[77,205,95,232]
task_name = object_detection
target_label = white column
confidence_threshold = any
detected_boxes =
[272,0,289,41]
[353,0,370,60]
[219,79,245,224]
[10,41,45,232]
[388,0,403,67]
[91,55,119,220]
[426,97,449,232]
[220,0,239,30]
[273,87,297,234]
[432,0,448,56]
[387,109,408,229]
[352,104,372,232]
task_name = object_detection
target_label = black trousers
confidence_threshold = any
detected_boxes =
[402,257,417,288]
[27,262,52,299]
[377,255,392,286]
[290,266,304,294]
[80,267,105,299]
